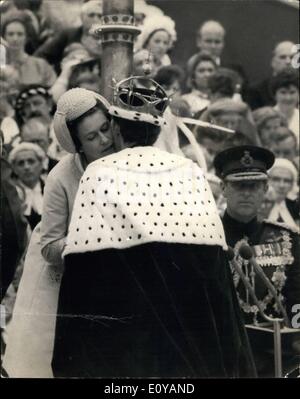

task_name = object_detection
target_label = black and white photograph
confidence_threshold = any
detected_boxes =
[0,0,299,384]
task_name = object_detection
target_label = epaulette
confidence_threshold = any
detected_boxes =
[263,219,300,235]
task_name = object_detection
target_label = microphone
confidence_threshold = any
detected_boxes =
[239,244,253,261]
[238,243,289,325]
[227,246,235,261]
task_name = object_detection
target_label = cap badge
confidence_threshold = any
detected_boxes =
[240,151,254,167]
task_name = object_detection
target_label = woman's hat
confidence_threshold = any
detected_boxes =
[8,142,46,165]
[252,106,285,130]
[54,88,110,153]
[134,14,177,52]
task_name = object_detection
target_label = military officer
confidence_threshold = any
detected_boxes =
[213,145,300,376]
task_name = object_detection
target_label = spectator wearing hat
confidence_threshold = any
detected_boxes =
[201,98,260,147]
[51,75,255,378]
[14,84,64,160]
[249,41,297,109]
[8,142,46,230]
[252,106,287,148]
[15,84,53,124]
[182,52,217,117]
[268,158,299,230]
[271,126,299,168]
[35,0,103,72]
[271,68,299,145]
[134,14,177,76]
[1,10,56,88]
[214,145,300,376]
[20,117,58,176]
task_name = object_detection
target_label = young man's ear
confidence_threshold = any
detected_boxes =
[264,182,269,194]
[220,180,227,198]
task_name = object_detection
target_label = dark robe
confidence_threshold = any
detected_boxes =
[1,160,28,301]
[52,242,256,378]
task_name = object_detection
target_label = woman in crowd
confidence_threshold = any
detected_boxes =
[8,142,45,231]
[135,14,177,75]
[200,97,260,146]
[1,10,57,88]
[271,67,299,145]
[252,106,287,148]
[268,158,299,229]
[271,126,299,167]
[182,52,217,117]
[3,88,114,378]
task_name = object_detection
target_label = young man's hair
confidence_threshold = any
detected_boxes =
[208,69,236,98]
[114,117,160,147]
[271,67,299,97]
[154,65,184,89]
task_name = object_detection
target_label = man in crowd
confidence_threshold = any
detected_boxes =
[214,145,300,376]
[194,20,225,66]
[249,41,297,109]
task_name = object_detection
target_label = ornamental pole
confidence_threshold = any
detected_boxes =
[92,0,141,102]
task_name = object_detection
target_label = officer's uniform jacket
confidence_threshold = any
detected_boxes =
[222,212,300,324]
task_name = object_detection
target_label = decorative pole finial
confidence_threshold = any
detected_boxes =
[90,0,141,102]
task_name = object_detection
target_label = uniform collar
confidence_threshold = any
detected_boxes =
[223,211,260,237]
